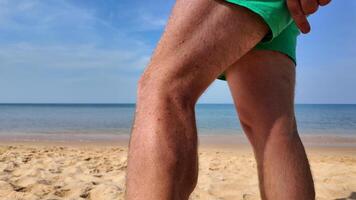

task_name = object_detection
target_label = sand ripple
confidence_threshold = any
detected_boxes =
[0,145,355,200]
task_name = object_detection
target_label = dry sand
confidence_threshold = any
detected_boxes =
[0,138,355,200]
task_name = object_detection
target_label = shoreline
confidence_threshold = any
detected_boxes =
[0,133,355,150]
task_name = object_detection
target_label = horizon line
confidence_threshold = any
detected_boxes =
[0,103,356,105]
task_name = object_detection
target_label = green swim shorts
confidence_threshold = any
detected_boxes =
[217,0,300,81]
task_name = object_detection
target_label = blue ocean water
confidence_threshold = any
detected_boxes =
[0,104,355,136]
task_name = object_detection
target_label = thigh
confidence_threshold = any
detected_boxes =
[142,0,268,101]
[226,50,296,127]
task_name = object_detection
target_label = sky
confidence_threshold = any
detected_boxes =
[0,0,355,104]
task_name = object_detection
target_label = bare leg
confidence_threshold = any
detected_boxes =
[125,0,269,199]
[226,50,315,200]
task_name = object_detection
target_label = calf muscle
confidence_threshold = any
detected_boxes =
[126,0,270,199]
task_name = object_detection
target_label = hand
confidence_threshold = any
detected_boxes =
[287,0,332,33]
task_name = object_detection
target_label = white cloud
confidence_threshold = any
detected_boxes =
[139,14,167,30]
[0,43,150,70]
[0,0,168,102]
[113,5,169,33]
[0,0,153,72]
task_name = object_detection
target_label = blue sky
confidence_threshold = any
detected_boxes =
[0,0,355,104]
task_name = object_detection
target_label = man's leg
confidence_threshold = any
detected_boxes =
[125,0,269,199]
[226,50,315,200]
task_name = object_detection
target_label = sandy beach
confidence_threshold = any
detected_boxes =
[0,136,355,200]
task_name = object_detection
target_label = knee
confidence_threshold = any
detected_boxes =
[136,70,198,109]
[239,110,297,147]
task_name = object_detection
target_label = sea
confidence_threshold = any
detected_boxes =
[0,104,356,136]
[0,104,356,137]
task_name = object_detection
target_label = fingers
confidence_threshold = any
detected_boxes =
[301,0,319,15]
[318,0,332,6]
[288,0,331,34]
[287,0,311,33]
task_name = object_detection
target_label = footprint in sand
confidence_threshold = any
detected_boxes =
[54,188,71,198]
[0,181,13,197]
[90,184,122,200]
[243,193,257,200]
